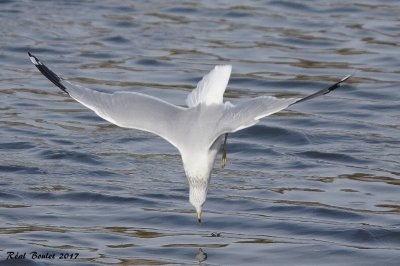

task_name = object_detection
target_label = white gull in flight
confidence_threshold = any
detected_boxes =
[28,52,351,223]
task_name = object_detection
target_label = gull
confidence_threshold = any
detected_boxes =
[28,52,351,223]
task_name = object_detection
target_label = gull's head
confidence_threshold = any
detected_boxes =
[182,149,217,223]
[188,177,209,223]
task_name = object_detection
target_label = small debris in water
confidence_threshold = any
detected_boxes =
[195,248,207,262]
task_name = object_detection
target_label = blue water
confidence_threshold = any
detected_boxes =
[1,0,399,265]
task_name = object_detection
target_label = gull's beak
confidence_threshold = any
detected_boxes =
[197,210,202,223]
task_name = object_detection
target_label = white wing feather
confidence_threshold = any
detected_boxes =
[211,96,300,145]
[28,52,188,150]
[29,53,348,153]
[64,81,187,150]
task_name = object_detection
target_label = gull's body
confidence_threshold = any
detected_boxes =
[29,52,350,222]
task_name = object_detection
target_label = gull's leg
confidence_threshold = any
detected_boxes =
[221,133,228,168]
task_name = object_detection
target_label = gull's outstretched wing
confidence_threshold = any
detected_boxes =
[289,75,351,106]
[186,65,232,107]
[213,75,351,144]
[217,96,300,135]
[28,52,186,150]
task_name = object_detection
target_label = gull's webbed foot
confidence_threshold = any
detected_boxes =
[221,133,228,168]
[221,150,227,168]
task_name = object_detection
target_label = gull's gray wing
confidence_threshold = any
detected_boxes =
[217,96,300,135]
[28,52,186,150]
[212,75,351,145]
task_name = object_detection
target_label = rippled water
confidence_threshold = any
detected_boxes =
[1,0,399,265]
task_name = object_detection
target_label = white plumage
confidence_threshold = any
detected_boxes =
[28,52,350,222]
[186,65,232,107]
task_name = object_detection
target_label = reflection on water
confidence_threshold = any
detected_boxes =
[1,0,400,265]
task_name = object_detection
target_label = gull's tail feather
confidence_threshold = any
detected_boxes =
[186,65,232,107]
[28,52,69,94]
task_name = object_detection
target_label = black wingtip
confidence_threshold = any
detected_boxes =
[340,74,351,83]
[28,52,69,94]
[329,74,351,92]
[28,52,41,66]
[291,74,352,106]
[325,74,352,94]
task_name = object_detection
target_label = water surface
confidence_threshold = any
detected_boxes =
[0,0,399,265]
